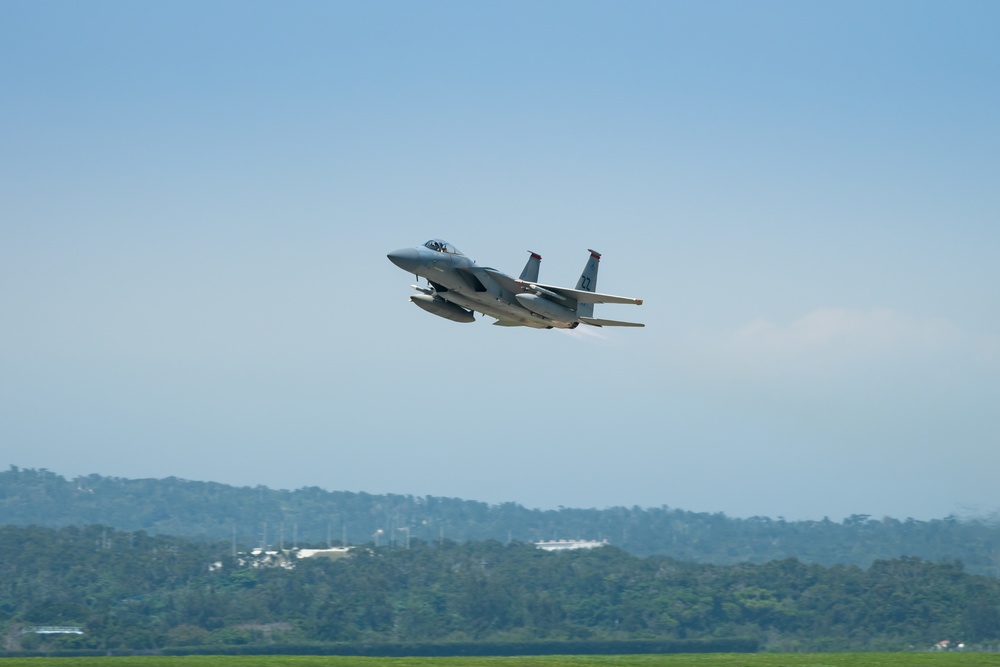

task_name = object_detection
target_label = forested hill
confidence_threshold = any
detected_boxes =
[3,466,1000,575]
[3,524,1000,653]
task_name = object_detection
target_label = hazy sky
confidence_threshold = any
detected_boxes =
[3,1,998,521]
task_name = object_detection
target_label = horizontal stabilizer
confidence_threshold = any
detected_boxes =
[579,316,645,328]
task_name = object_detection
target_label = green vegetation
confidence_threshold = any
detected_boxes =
[1,655,1000,667]
[2,525,1000,655]
[3,467,1000,574]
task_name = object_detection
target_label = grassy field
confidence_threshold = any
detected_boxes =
[1,655,999,667]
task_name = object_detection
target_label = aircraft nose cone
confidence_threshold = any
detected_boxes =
[387,247,422,273]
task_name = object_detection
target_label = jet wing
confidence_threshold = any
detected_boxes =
[481,269,643,305]
[517,281,643,306]
[481,268,521,293]
[453,266,489,292]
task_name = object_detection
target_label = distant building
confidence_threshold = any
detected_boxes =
[534,539,609,552]
[932,640,965,651]
[296,547,351,560]
[24,627,84,635]
[236,546,353,569]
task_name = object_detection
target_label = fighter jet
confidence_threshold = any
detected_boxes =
[387,239,644,329]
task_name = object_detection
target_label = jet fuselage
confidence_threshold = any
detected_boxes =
[387,239,643,329]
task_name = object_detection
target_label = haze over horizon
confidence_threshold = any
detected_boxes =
[5,463,1000,526]
[3,2,998,523]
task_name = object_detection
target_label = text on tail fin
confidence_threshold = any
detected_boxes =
[575,249,601,318]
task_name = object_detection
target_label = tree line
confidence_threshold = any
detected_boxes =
[2,524,1000,654]
[3,466,1000,574]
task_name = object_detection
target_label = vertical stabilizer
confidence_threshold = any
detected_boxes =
[575,249,601,318]
[519,251,542,282]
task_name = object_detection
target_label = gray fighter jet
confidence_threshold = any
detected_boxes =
[387,239,644,329]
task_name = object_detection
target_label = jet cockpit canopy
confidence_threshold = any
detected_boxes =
[423,239,463,255]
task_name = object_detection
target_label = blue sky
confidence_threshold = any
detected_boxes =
[2,1,998,521]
